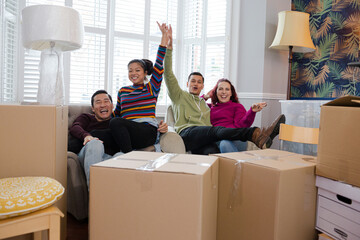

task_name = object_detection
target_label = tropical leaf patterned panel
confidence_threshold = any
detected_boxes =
[291,0,360,99]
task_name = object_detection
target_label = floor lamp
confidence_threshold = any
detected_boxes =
[21,5,83,105]
[270,11,315,100]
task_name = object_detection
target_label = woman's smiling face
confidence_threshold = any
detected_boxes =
[216,81,232,103]
[128,62,146,85]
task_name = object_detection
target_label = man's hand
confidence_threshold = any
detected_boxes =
[251,102,267,112]
[83,135,100,145]
[167,24,173,50]
[158,120,168,133]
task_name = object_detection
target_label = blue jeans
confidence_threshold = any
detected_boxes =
[216,140,247,153]
[78,139,122,188]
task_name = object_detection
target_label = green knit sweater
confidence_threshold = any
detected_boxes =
[164,49,211,134]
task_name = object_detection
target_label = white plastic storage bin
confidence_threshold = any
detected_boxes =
[316,176,360,240]
[279,100,328,156]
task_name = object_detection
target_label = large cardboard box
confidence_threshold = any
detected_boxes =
[0,105,68,240]
[213,149,317,240]
[89,151,218,240]
[316,96,360,187]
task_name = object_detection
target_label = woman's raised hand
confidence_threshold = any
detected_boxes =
[251,102,267,112]
[157,21,169,47]
[203,89,213,101]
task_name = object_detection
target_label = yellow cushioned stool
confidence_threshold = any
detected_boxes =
[0,177,64,240]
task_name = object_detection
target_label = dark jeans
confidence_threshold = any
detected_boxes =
[109,118,157,153]
[179,126,256,153]
[191,142,220,155]
[90,129,118,156]
[91,118,157,154]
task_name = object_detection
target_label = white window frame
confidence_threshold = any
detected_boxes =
[4,0,239,117]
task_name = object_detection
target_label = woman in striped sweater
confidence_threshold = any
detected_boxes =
[110,22,170,153]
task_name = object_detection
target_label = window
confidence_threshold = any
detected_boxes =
[0,0,18,103]
[70,0,108,103]
[4,0,232,112]
[181,0,229,94]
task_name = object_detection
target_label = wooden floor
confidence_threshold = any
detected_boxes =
[67,213,88,240]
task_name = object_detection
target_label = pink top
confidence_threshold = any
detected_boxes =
[210,101,256,128]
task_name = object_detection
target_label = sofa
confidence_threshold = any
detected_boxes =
[67,105,185,220]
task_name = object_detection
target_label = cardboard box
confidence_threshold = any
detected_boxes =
[316,176,360,239]
[318,233,335,240]
[316,96,360,187]
[89,151,218,240]
[0,105,68,240]
[213,149,317,240]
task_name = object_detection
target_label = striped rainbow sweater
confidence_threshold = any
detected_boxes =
[113,45,166,123]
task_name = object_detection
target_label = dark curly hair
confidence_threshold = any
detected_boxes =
[128,59,153,75]
[210,78,239,105]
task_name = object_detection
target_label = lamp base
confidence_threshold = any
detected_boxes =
[38,49,64,105]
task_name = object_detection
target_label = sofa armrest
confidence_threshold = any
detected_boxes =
[67,151,89,221]
[67,151,78,162]
[159,131,186,154]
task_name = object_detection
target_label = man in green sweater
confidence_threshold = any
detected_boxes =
[164,27,285,154]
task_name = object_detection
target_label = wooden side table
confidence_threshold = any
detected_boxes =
[0,206,64,240]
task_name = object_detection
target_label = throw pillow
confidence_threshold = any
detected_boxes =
[0,176,64,219]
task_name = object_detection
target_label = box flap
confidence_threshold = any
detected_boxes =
[93,151,217,175]
[323,96,360,107]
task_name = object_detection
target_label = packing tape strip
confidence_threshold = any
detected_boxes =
[132,153,215,192]
[227,152,298,210]
[137,153,178,171]
[135,153,212,171]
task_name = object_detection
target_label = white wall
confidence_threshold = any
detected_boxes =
[231,0,290,99]
[229,0,291,148]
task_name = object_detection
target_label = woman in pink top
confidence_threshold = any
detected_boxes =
[204,78,267,152]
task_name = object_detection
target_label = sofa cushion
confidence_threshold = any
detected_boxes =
[0,177,64,219]
[68,105,93,128]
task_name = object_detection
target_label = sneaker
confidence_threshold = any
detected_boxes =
[251,114,286,149]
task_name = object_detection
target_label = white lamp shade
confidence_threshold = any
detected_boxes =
[270,11,315,53]
[21,5,84,51]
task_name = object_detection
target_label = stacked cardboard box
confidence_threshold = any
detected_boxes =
[316,96,360,187]
[315,96,360,239]
[213,149,317,240]
[0,105,68,240]
[89,151,218,240]
[318,233,335,240]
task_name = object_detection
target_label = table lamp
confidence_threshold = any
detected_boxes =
[21,5,84,105]
[270,10,316,100]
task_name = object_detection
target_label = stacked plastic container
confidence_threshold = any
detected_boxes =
[279,100,329,156]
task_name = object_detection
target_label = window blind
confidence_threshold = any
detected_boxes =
[6,0,231,108]
[69,32,106,103]
[111,38,143,100]
[70,0,107,104]
[1,0,18,102]
[182,0,228,95]
[114,0,145,34]
[207,0,227,37]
